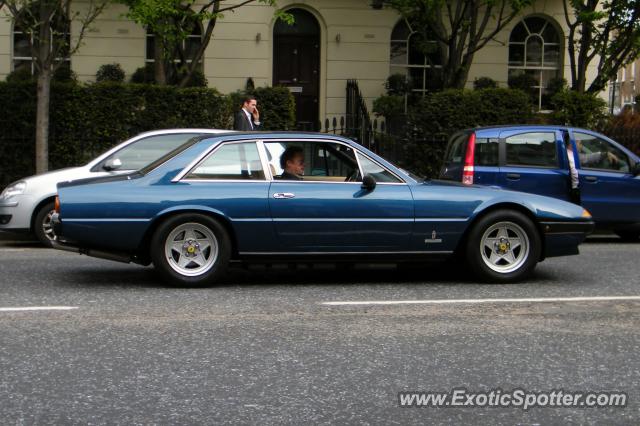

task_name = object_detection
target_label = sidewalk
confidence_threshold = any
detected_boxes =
[0,231,37,243]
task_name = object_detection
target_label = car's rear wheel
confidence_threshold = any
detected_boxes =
[34,202,56,247]
[466,210,541,283]
[150,214,231,287]
[615,230,640,242]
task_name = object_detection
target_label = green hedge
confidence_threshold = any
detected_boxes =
[0,82,296,187]
[399,88,534,177]
[229,86,296,131]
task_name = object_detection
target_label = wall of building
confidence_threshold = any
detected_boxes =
[0,0,610,123]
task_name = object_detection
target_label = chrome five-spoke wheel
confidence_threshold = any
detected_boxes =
[480,221,529,274]
[466,210,541,282]
[164,223,219,276]
[151,214,231,287]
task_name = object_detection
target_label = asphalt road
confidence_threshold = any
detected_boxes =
[0,236,639,425]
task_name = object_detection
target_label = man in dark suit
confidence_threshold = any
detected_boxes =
[234,95,263,131]
[278,146,305,180]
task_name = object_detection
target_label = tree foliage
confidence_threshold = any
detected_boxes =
[388,0,533,89]
[119,0,292,87]
[563,0,640,93]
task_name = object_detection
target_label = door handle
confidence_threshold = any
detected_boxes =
[506,173,521,180]
[584,176,598,183]
[273,192,295,199]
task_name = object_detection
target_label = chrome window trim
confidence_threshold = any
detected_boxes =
[239,250,453,255]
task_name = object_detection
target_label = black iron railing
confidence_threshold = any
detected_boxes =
[345,79,374,150]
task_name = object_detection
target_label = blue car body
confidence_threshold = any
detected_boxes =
[53,132,594,285]
[439,125,640,237]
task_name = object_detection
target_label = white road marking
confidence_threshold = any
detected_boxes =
[0,306,78,312]
[321,296,640,306]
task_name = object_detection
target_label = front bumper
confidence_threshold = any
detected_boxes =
[0,196,33,231]
[540,220,595,258]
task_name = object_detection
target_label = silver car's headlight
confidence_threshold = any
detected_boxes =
[0,181,27,199]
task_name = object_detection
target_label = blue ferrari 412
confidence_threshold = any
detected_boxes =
[52,132,594,286]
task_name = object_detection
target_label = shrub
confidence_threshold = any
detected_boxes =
[0,81,232,187]
[130,64,155,84]
[602,110,640,155]
[180,70,208,88]
[400,88,533,178]
[473,77,498,90]
[373,95,404,119]
[96,63,125,83]
[385,73,412,96]
[52,66,77,83]
[550,89,608,129]
[6,68,34,83]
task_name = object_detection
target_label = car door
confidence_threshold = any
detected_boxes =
[570,130,640,223]
[264,139,414,251]
[498,129,570,201]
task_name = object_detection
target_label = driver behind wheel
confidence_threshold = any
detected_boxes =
[278,146,305,180]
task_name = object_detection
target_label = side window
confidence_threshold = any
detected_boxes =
[264,141,359,182]
[356,153,402,183]
[444,133,468,165]
[573,132,630,173]
[505,132,558,167]
[104,133,201,170]
[186,142,264,180]
[475,137,499,166]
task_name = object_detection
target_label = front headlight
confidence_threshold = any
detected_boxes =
[0,181,27,199]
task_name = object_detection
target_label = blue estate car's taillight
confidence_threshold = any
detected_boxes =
[462,132,476,185]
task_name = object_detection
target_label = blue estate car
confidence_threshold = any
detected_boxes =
[439,126,640,240]
[52,132,594,286]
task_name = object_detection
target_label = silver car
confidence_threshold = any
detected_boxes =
[0,129,232,246]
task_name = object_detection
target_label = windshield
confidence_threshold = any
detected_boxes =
[139,136,204,175]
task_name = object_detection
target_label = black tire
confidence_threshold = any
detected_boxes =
[465,210,541,283]
[34,202,56,247]
[150,214,231,287]
[615,230,640,242]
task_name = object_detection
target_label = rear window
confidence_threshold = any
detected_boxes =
[444,133,468,165]
[505,132,558,168]
[475,137,499,166]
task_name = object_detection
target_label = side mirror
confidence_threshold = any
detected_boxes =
[361,174,376,191]
[633,162,640,177]
[103,158,122,171]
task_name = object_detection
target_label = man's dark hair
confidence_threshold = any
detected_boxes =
[280,146,304,169]
[242,95,256,105]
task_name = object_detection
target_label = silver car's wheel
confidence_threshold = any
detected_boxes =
[150,214,231,287]
[164,223,219,276]
[34,202,56,247]
[479,221,530,274]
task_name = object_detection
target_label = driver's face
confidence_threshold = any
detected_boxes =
[286,154,305,175]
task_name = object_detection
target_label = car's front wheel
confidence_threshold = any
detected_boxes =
[150,214,231,287]
[465,210,541,283]
[34,202,56,247]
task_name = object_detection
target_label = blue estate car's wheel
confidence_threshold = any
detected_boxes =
[150,214,231,287]
[465,210,541,283]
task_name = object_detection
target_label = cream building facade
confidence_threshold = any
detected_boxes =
[0,0,606,128]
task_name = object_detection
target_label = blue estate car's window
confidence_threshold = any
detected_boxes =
[186,142,265,180]
[265,141,359,181]
[505,132,557,168]
[573,132,630,173]
[356,152,402,183]
[475,138,499,166]
[105,133,201,171]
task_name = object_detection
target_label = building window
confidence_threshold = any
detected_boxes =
[390,19,442,97]
[12,13,71,74]
[145,12,203,78]
[508,16,562,111]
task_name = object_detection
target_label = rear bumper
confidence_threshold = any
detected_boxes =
[540,220,595,258]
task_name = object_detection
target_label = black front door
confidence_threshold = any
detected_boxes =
[273,9,320,131]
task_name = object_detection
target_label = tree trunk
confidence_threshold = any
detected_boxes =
[35,69,52,173]
[154,33,167,85]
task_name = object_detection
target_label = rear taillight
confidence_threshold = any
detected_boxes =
[54,196,60,213]
[462,132,476,185]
